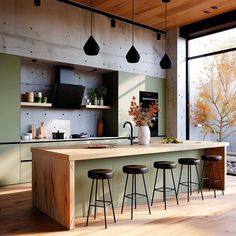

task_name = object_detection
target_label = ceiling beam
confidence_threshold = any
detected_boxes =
[180,9,236,39]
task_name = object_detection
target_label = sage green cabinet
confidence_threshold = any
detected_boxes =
[0,144,20,186]
[0,53,21,142]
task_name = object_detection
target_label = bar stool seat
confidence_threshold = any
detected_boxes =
[178,158,200,165]
[86,169,116,229]
[151,161,178,209]
[88,169,114,179]
[200,154,224,198]
[202,155,222,162]
[123,165,148,174]
[177,158,204,202]
[121,164,151,219]
[154,161,177,169]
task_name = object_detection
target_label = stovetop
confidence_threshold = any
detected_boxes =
[71,132,87,139]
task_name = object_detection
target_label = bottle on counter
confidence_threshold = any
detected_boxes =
[97,118,104,137]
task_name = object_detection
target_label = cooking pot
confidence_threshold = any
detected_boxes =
[52,131,64,139]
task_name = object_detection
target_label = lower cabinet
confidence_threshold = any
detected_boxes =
[20,161,32,183]
[0,144,20,186]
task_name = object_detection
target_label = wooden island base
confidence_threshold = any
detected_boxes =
[31,140,228,230]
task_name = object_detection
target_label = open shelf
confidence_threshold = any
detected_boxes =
[82,104,111,109]
[21,102,52,107]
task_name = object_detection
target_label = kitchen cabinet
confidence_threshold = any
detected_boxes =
[0,53,21,142]
[103,71,166,137]
[0,144,20,186]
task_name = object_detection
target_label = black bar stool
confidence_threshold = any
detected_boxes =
[177,158,204,201]
[86,169,116,229]
[121,165,151,219]
[200,154,224,198]
[151,161,179,209]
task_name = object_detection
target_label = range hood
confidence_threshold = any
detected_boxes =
[51,83,85,109]
[51,66,85,109]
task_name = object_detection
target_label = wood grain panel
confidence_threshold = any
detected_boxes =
[32,151,75,229]
[205,146,226,190]
[72,0,236,30]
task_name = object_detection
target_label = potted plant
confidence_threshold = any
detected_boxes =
[88,88,98,105]
[128,96,159,144]
[97,86,107,106]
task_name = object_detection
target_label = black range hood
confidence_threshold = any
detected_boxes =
[51,66,85,109]
[51,83,85,109]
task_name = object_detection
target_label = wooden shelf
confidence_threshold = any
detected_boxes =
[21,102,52,107]
[82,104,111,109]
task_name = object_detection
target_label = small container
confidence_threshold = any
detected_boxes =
[21,134,30,140]
[25,92,34,102]
[35,92,42,103]
[27,133,33,140]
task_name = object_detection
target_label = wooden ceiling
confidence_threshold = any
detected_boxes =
[70,0,236,30]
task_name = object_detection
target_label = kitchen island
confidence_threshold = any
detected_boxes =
[31,140,228,230]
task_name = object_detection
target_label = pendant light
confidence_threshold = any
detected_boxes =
[159,0,172,69]
[126,0,140,63]
[83,0,100,56]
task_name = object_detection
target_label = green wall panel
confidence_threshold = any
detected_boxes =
[0,53,20,142]
[0,144,20,185]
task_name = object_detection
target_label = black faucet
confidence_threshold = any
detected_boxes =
[123,121,135,145]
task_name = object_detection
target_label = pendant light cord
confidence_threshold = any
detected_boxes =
[164,1,167,53]
[131,0,134,45]
[90,0,93,36]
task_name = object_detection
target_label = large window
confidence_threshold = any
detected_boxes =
[188,28,236,150]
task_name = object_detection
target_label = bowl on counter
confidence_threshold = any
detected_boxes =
[21,134,30,140]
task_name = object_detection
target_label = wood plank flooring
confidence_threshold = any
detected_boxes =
[0,176,236,236]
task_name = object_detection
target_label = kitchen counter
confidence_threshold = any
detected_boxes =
[31,140,228,230]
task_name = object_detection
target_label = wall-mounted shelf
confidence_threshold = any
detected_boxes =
[21,102,52,107]
[82,104,111,109]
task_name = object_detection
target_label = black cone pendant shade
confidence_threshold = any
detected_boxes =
[83,0,100,56]
[126,0,140,63]
[160,0,172,69]
[160,53,172,69]
[83,35,100,56]
[126,45,140,63]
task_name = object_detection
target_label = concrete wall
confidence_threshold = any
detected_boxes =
[0,0,165,78]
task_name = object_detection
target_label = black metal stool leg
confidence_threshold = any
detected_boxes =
[131,174,134,220]
[107,179,116,223]
[177,164,183,196]
[208,162,211,191]
[151,169,158,206]
[101,179,107,229]
[121,174,129,214]
[190,165,192,195]
[86,179,94,226]
[216,161,224,195]
[134,174,137,209]
[171,169,179,205]
[94,179,98,219]
[212,162,216,198]
[195,165,204,200]
[163,169,166,209]
[187,165,190,202]
[142,173,151,214]
[199,161,206,193]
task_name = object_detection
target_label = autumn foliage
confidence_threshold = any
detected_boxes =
[191,51,236,141]
[128,96,159,127]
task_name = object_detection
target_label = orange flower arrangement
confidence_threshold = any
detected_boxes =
[128,96,159,127]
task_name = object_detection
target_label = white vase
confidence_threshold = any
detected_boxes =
[138,126,150,145]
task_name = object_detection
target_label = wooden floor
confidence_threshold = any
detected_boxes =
[0,175,236,236]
